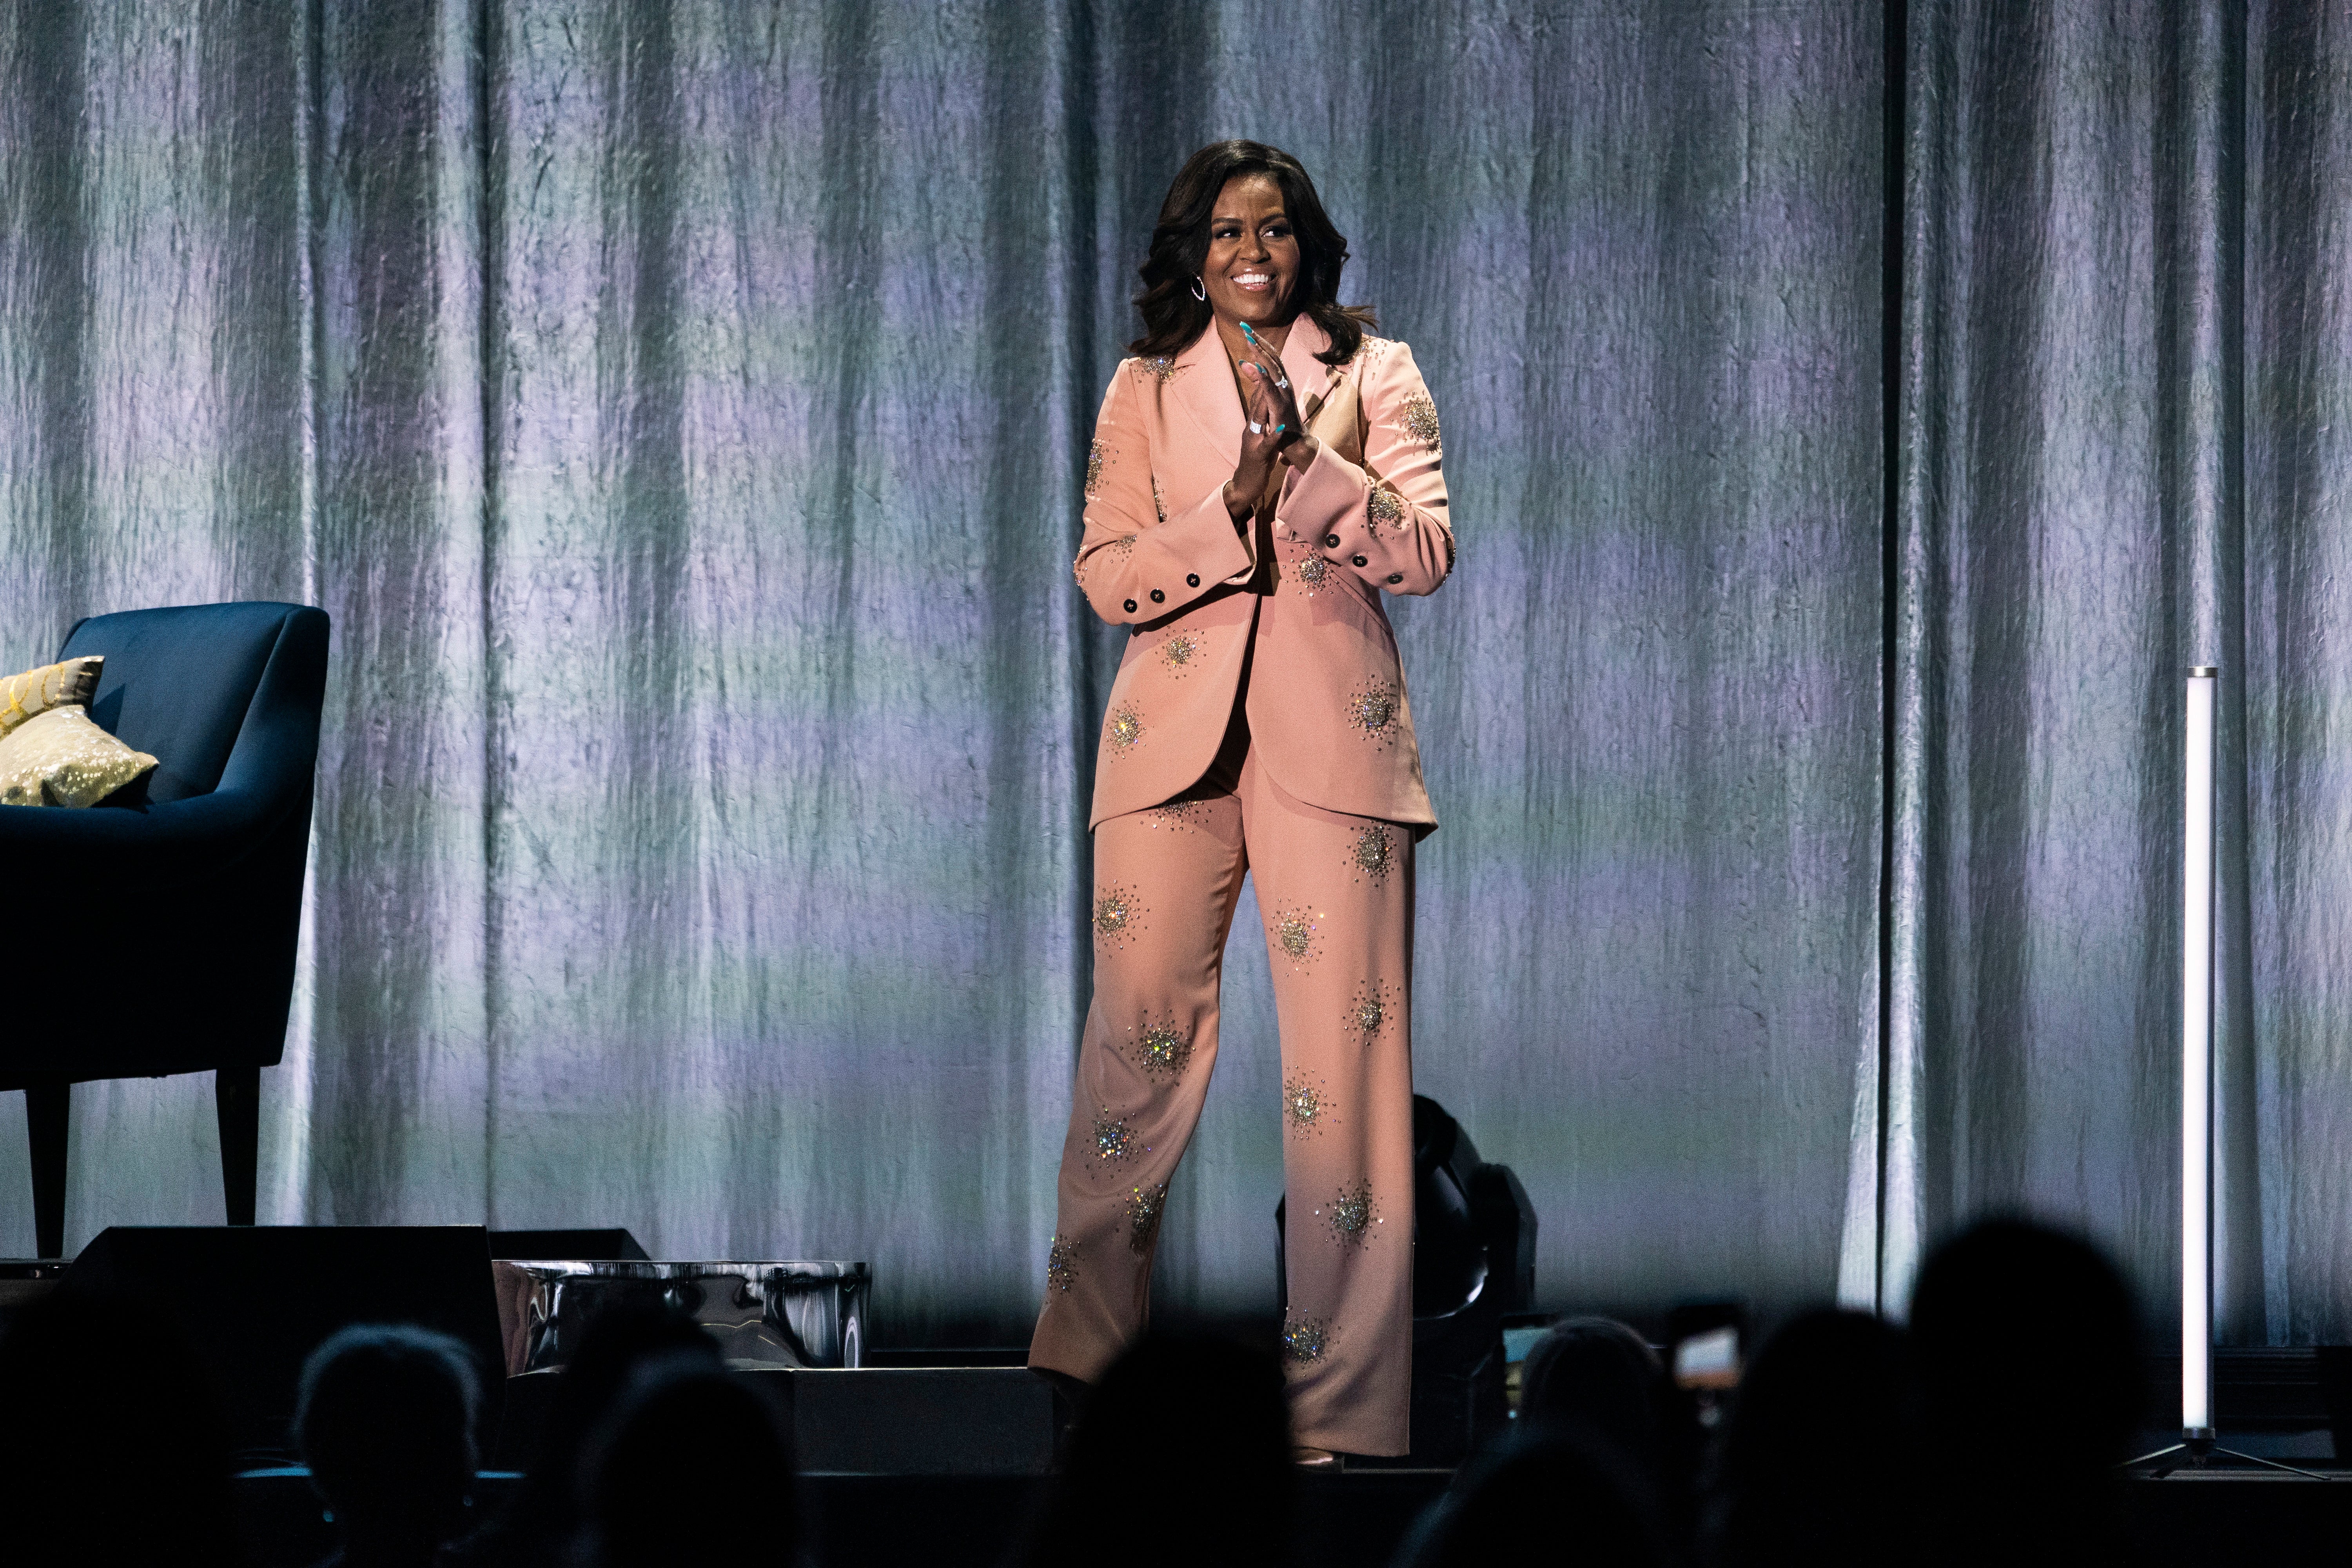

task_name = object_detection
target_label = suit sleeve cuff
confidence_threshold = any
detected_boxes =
[1137,488,1254,606]
[1278,440,1369,543]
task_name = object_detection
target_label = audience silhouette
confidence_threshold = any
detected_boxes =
[448,1296,722,1568]
[0,1212,2173,1568]
[1703,1308,1908,1567]
[1395,1422,1675,1568]
[1907,1217,2143,1568]
[1021,1332,1295,1568]
[296,1323,484,1568]
[576,1351,797,1566]
[1516,1316,1673,1487]
[1392,1217,2150,1568]
[0,1294,244,1566]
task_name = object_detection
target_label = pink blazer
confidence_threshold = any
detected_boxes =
[1074,316,1455,832]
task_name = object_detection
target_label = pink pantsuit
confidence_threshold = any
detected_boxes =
[1029,316,1454,1456]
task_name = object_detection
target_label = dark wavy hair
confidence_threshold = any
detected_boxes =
[1129,140,1376,367]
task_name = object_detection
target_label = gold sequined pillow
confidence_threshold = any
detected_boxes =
[0,655,103,738]
[0,705,160,808]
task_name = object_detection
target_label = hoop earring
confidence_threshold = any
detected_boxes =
[1191,276,1207,302]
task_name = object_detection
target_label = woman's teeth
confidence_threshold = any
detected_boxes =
[1233,272,1272,290]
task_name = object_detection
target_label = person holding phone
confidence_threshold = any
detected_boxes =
[1028,140,1456,1462]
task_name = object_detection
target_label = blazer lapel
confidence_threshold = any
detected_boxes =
[1171,328,1240,454]
[1280,315,1339,419]
[1169,314,1342,454]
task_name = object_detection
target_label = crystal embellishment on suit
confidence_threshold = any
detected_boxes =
[1093,1112,1135,1164]
[1143,800,1205,832]
[1318,1180,1379,1247]
[1161,631,1201,675]
[1092,885,1145,948]
[1400,392,1441,453]
[1284,1075,1332,1135]
[1346,683,1398,740]
[1086,439,1108,497]
[1282,1314,1332,1364]
[1347,980,1400,1047]
[1127,1181,1167,1252]
[1138,354,1181,385]
[1269,906,1323,970]
[1349,824,1397,886]
[1367,484,1405,530]
[1133,1016,1192,1079]
[1074,533,1135,588]
[1106,705,1143,754]
[1047,1235,1078,1292]
[1291,554,1329,594]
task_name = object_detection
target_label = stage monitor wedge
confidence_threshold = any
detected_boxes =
[59,1225,503,1464]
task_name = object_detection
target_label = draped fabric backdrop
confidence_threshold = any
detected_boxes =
[0,1,2345,1349]
[1860,0,2352,1340]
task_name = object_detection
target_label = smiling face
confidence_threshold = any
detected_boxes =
[1200,172,1298,331]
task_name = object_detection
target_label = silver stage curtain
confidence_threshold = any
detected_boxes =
[1,0,2345,1350]
[1863,0,2352,1343]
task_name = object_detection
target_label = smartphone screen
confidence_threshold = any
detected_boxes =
[1672,1323,1741,1390]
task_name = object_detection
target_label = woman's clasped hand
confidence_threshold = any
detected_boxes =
[1225,327,1319,524]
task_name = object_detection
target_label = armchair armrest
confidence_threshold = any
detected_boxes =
[0,785,302,886]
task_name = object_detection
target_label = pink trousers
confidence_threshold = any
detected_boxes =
[1028,737,1415,1456]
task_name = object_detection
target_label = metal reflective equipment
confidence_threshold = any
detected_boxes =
[494,1259,869,1375]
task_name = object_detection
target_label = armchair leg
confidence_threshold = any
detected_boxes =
[25,1084,68,1259]
[215,1065,260,1228]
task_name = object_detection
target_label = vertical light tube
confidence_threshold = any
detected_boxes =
[2182,667,2218,1437]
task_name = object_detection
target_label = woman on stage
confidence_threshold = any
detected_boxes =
[1028,140,1455,1462]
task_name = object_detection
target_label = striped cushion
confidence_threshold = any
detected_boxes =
[0,655,103,738]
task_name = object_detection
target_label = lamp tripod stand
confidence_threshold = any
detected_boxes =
[2123,667,2327,1481]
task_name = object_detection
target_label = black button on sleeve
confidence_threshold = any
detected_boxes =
[1186,573,1200,587]
[1149,588,1165,604]
[1123,599,1137,613]
[1386,573,1404,584]
[1351,555,1368,568]
[1323,534,1341,548]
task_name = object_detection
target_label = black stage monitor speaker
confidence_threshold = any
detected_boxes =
[58,1226,503,1464]
[488,1227,649,1260]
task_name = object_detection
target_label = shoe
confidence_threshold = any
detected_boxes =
[1032,1365,1090,1467]
[1292,1445,1342,1469]
[1030,1365,1091,1406]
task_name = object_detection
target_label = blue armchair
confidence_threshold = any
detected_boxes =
[1,602,328,1257]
